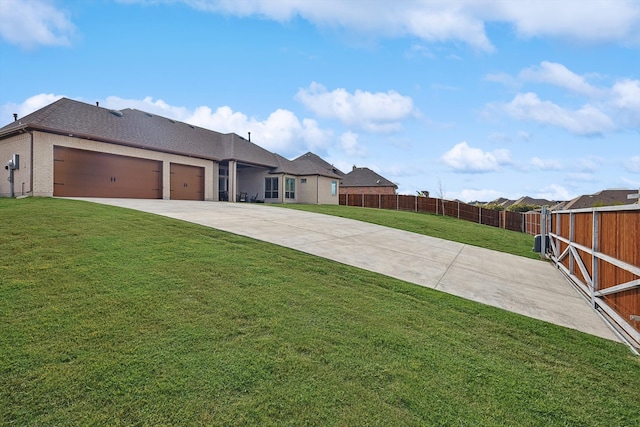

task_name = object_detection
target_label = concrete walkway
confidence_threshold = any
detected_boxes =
[74,198,618,342]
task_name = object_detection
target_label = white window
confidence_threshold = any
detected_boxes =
[331,180,337,196]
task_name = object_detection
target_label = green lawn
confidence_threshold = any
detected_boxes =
[1,198,638,426]
[276,203,539,259]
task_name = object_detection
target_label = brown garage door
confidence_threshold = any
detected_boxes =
[170,163,204,201]
[54,146,162,198]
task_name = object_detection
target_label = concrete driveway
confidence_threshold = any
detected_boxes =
[73,198,618,342]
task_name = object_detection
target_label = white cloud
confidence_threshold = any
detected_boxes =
[575,157,602,173]
[611,79,640,110]
[442,141,511,173]
[519,61,601,96]
[610,79,640,125]
[491,0,640,44]
[1,93,64,123]
[103,96,334,155]
[120,0,640,49]
[338,131,367,157]
[487,62,640,133]
[500,92,615,135]
[533,184,573,201]
[625,156,640,173]
[0,0,75,48]
[531,157,562,170]
[295,82,415,133]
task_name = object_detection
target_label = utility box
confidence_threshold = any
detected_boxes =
[533,234,550,253]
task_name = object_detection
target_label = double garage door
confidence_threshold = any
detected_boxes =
[53,146,204,200]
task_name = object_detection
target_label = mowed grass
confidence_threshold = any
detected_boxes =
[1,198,638,426]
[277,203,538,259]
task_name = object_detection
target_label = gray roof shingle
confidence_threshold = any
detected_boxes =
[0,98,338,177]
[341,167,397,188]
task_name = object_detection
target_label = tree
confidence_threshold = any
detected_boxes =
[507,203,540,212]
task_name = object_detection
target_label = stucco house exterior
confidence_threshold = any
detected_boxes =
[0,98,341,203]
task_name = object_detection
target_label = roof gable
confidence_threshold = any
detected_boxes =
[290,152,343,178]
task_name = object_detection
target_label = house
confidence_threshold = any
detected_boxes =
[339,166,397,195]
[0,98,342,203]
[487,196,555,209]
[561,189,638,210]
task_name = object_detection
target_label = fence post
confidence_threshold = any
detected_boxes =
[436,198,438,215]
[416,196,418,212]
[591,210,599,308]
[379,193,381,209]
[569,212,575,276]
[457,201,460,219]
[540,207,547,256]
[479,207,482,225]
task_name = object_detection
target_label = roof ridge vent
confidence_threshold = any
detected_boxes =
[109,109,123,117]
[145,112,153,118]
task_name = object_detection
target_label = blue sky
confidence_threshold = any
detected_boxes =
[1,0,639,202]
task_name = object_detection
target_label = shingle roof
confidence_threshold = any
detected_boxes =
[341,167,397,188]
[512,196,555,207]
[562,189,637,209]
[290,152,344,178]
[0,98,342,175]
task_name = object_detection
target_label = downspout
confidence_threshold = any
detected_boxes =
[28,130,34,195]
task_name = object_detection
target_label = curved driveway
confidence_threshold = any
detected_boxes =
[75,198,618,342]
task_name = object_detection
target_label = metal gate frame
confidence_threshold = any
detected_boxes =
[541,204,640,350]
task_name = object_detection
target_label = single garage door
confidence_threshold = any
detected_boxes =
[53,146,162,198]
[170,163,204,201]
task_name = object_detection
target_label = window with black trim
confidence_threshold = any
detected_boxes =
[265,177,279,199]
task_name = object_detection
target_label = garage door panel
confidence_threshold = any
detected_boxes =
[170,163,204,201]
[53,146,162,199]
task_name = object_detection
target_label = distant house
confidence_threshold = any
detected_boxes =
[487,196,555,209]
[0,98,341,203]
[561,189,638,210]
[339,166,397,195]
[512,196,555,208]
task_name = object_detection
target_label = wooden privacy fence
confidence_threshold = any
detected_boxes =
[339,194,542,235]
[545,204,640,348]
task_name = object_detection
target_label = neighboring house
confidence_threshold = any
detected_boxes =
[487,196,555,209]
[561,189,638,210]
[339,166,397,195]
[0,98,341,203]
[511,196,555,207]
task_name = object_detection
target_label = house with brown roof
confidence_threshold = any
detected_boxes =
[0,98,342,203]
[339,166,397,195]
[560,189,638,210]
